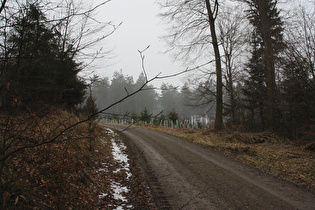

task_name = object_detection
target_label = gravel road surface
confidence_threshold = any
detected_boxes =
[108,125,315,209]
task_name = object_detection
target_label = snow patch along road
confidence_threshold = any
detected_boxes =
[98,128,132,209]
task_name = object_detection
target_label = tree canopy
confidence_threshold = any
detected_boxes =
[1,3,87,109]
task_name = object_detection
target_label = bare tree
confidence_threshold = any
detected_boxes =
[159,0,224,130]
[280,4,315,136]
[51,0,120,74]
[218,4,248,124]
[205,0,223,130]
[285,5,314,78]
[1,0,118,73]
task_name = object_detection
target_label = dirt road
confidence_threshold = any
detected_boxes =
[108,125,315,209]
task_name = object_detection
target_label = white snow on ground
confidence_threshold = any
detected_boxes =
[111,138,132,179]
[98,193,108,199]
[111,181,129,202]
[98,128,132,209]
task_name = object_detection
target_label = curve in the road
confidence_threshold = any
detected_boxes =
[109,125,315,210]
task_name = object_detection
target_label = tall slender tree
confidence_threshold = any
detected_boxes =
[218,4,248,124]
[205,0,223,130]
[159,0,223,130]
[243,0,284,131]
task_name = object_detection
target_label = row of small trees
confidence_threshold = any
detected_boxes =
[91,71,211,122]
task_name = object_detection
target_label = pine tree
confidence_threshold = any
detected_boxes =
[3,3,85,108]
[168,110,179,125]
[243,33,266,130]
[82,95,98,118]
[140,107,151,124]
[243,0,284,131]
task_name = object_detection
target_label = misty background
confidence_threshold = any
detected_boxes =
[87,0,314,132]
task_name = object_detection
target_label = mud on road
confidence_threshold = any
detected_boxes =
[108,125,315,209]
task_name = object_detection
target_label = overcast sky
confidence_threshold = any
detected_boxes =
[91,0,313,88]
[94,0,185,88]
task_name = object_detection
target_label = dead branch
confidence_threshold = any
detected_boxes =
[0,0,7,14]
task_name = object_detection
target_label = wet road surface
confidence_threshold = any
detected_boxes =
[108,125,315,209]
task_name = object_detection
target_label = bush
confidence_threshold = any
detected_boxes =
[140,107,151,124]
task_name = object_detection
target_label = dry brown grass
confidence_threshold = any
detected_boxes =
[0,108,115,208]
[148,126,315,189]
[1,108,158,209]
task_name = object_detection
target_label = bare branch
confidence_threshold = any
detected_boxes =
[156,60,214,80]
[0,0,7,14]
[138,45,150,82]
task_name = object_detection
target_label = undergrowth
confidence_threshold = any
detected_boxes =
[0,107,112,208]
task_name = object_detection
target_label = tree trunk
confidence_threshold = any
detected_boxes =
[226,54,236,123]
[257,0,276,131]
[205,0,223,130]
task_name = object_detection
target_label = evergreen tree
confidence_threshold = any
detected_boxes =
[82,95,98,118]
[159,83,181,114]
[108,71,134,114]
[134,72,158,115]
[243,0,284,131]
[168,110,179,125]
[242,33,266,130]
[3,3,85,108]
[140,107,151,124]
[92,77,110,111]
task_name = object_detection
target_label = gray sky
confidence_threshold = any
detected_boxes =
[94,0,185,88]
[91,0,313,88]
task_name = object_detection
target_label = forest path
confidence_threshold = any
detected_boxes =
[107,124,315,209]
